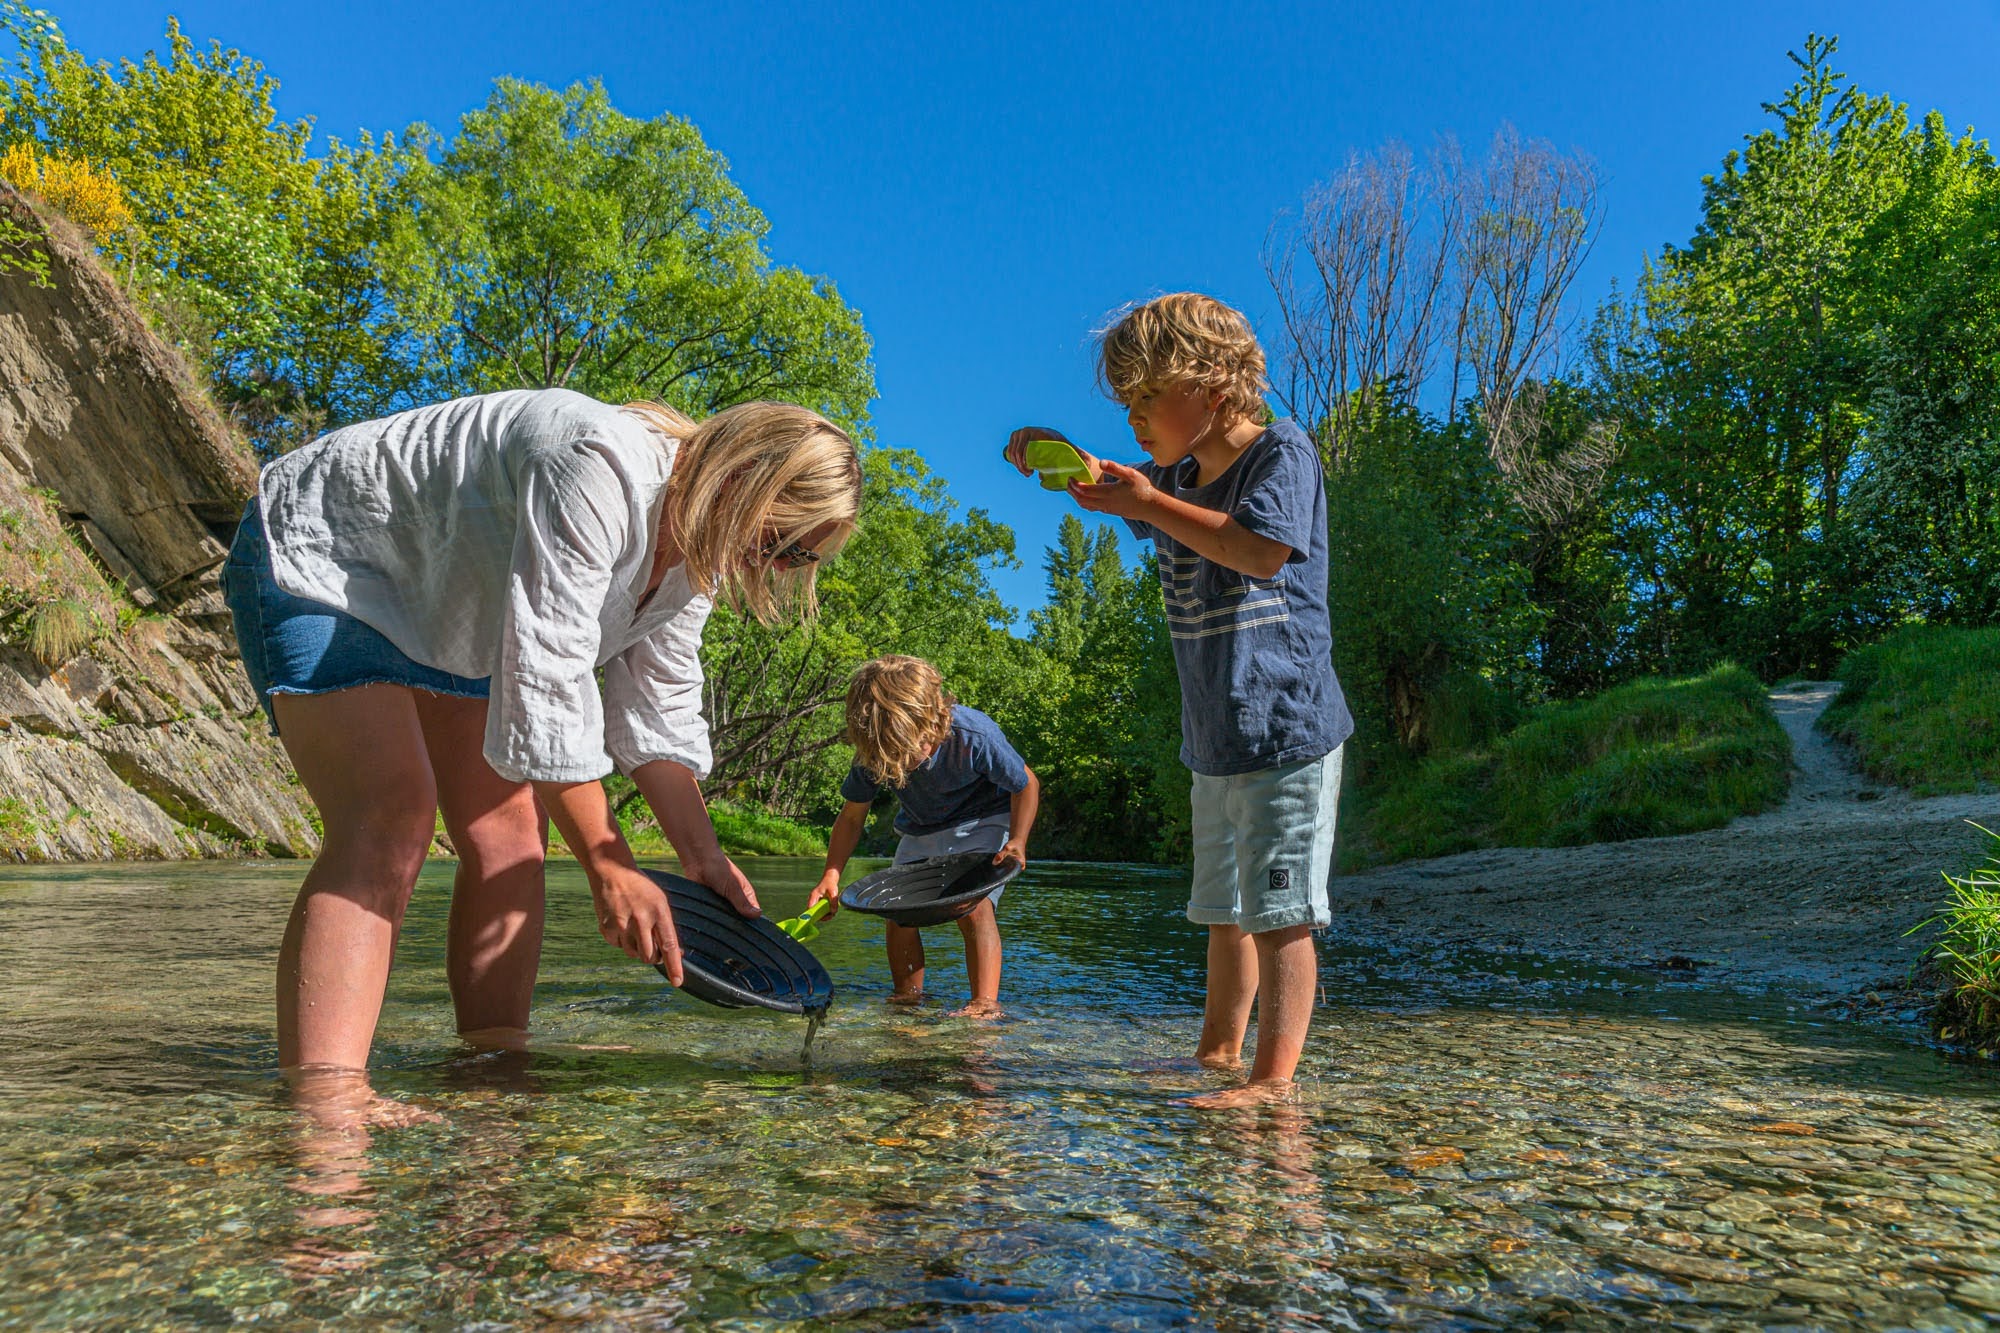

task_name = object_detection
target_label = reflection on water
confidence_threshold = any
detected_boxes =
[2,859,1998,1328]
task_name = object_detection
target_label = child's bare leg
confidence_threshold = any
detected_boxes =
[1195,924,1257,1067]
[950,899,1002,1017]
[1247,924,1316,1085]
[886,923,926,1002]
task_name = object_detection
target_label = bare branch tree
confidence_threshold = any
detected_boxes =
[1265,138,1462,461]
[1460,126,1604,475]
[1266,126,1605,483]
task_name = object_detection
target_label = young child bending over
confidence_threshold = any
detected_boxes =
[1005,292,1353,1105]
[807,655,1039,1017]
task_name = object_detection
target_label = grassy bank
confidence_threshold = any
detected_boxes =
[1346,664,1791,868]
[1913,825,2000,1058]
[615,799,828,860]
[1820,625,2000,795]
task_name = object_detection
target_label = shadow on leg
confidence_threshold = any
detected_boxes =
[886,923,926,1003]
[414,692,548,1044]
[1196,923,1257,1068]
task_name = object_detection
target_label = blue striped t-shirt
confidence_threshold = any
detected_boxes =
[1124,417,1353,777]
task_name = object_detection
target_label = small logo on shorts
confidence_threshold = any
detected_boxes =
[1270,868,1292,891]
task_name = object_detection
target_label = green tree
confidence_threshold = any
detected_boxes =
[393,78,873,427]
[692,446,1025,819]
[1848,116,2000,624]
[1326,396,1539,766]
[1017,515,1184,860]
[0,8,420,449]
[1590,36,1922,675]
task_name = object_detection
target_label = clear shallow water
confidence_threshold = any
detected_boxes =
[1,860,1998,1330]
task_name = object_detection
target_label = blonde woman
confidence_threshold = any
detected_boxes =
[807,656,1040,1017]
[223,388,861,1074]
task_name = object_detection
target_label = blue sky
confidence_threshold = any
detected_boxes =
[66,1,2000,616]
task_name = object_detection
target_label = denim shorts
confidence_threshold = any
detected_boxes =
[1187,747,1343,933]
[893,812,1013,910]
[222,503,490,732]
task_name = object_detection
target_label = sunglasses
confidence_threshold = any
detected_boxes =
[759,534,822,569]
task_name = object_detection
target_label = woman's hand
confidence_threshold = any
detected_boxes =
[1067,458,1157,520]
[806,869,843,919]
[993,838,1028,870]
[685,852,762,919]
[1003,426,1084,476]
[590,863,683,982]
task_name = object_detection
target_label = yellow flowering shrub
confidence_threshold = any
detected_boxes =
[0,141,135,239]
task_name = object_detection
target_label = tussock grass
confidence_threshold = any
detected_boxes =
[1910,824,2000,1057]
[1347,664,1790,867]
[1821,626,2000,795]
[25,596,98,664]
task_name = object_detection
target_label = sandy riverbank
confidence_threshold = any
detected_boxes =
[1329,683,2000,1013]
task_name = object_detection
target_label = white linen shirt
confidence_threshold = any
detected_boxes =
[256,388,714,785]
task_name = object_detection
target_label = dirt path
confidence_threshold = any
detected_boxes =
[1330,682,2000,1006]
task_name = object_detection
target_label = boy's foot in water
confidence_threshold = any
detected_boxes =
[949,998,1003,1019]
[886,990,925,1006]
[1176,1079,1296,1109]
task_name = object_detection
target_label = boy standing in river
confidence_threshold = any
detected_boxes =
[1005,292,1352,1106]
[807,655,1040,1018]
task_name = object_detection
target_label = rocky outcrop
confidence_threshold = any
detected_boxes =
[0,181,318,860]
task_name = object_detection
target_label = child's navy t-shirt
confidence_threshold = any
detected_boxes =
[840,704,1029,836]
[1123,417,1354,777]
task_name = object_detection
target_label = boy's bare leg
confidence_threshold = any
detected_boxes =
[950,899,1002,1017]
[1195,924,1257,1067]
[1183,925,1317,1107]
[1248,924,1316,1084]
[886,923,926,1003]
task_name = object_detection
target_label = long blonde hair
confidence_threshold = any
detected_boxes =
[845,655,956,789]
[623,399,862,623]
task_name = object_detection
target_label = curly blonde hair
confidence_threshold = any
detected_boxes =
[1096,292,1269,420]
[623,400,863,624]
[845,655,956,789]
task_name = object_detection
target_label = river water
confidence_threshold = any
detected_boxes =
[1,859,1997,1329]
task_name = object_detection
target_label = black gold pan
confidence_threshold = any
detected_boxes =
[640,869,833,1015]
[839,854,1023,929]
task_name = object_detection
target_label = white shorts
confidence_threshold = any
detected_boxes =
[893,812,1012,909]
[1187,747,1342,933]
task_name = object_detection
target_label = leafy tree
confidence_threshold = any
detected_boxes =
[1326,396,1540,766]
[1847,117,2000,625]
[1590,36,1921,676]
[0,8,420,450]
[691,446,1024,818]
[392,78,873,428]
[1017,515,1184,860]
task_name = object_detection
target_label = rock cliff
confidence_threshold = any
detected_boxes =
[0,180,318,859]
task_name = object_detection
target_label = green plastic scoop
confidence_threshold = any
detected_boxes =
[775,897,835,943]
[1022,438,1096,490]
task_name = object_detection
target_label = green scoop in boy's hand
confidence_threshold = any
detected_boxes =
[1021,438,1099,490]
[775,896,835,943]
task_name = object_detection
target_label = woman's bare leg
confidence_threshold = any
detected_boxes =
[273,686,439,1070]
[886,923,925,1002]
[950,899,1002,1016]
[413,693,548,1043]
